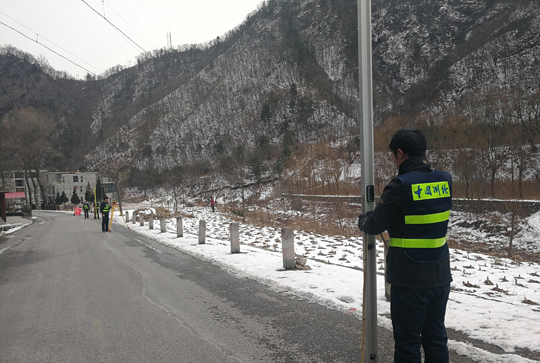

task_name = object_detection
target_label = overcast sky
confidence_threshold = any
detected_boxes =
[1,0,264,78]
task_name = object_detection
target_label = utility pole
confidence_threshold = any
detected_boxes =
[358,0,378,362]
[167,31,172,48]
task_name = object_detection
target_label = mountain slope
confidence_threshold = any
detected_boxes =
[1,0,539,173]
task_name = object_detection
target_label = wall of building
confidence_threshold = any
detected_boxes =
[2,170,115,207]
[2,170,40,206]
[42,172,113,204]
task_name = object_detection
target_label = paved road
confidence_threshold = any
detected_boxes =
[0,211,477,362]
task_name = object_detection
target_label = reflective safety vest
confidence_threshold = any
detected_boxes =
[102,203,110,213]
[390,170,452,249]
[83,204,89,210]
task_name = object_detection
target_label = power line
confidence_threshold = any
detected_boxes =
[79,0,147,54]
[0,20,97,76]
[103,1,158,49]
[0,10,102,73]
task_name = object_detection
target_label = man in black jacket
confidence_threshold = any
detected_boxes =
[100,196,110,232]
[358,129,452,363]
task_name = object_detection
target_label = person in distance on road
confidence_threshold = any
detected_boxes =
[83,201,90,219]
[357,129,453,363]
[100,196,110,232]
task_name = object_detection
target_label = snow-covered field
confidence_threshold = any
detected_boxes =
[111,202,540,363]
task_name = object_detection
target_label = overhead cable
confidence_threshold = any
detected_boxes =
[0,10,102,73]
[79,0,147,54]
[104,1,157,49]
[0,20,97,76]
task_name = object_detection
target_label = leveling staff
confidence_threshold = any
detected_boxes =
[100,196,110,232]
[358,129,453,363]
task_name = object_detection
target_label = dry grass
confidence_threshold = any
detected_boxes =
[222,191,540,263]
[452,180,540,200]
[124,196,147,203]
[132,206,194,219]
[224,200,360,238]
[290,182,362,197]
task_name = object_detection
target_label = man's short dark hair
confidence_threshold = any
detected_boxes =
[389,129,427,157]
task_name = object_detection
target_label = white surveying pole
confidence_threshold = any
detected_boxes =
[358,0,378,362]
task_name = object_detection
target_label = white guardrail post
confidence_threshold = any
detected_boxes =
[176,216,183,238]
[281,227,295,270]
[198,220,206,244]
[230,223,240,253]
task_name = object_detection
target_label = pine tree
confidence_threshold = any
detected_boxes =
[95,177,103,201]
[60,191,69,204]
[70,187,80,205]
[55,192,62,205]
[85,182,93,202]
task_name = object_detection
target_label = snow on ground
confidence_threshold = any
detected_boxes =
[450,210,540,254]
[0,217,33,238]
[109,203,540,362]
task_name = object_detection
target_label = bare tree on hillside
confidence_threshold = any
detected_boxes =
[101,159,131,215]
[503,200,527,259]
[163,168,185,212]
[505,84,540,198]
[2,108,55,207]
[220,143,250,223]
[417,109,461,173]
[374,152,395,194]
[327,148,344,194]
[298,145,317,193]
[509,85,540,151]
[465,86,511,198]
[436,112,488,199]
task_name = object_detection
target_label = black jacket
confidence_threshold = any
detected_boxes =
[100,201,110,215]
[358,156,453,289]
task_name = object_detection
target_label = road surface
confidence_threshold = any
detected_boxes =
[0,211,477,362]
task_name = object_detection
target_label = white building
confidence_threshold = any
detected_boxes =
[1,170,42,207]
[2,170,116,207]
[1,170,26,194]
[41,172,114,204]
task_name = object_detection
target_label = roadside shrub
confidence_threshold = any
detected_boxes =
[291,198,304,211]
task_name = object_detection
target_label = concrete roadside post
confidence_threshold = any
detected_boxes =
[198,220,206,244]
[149,215,154,230]
[230,223,240,254]
[132,213,136,225]
[139,213,144,227]
[160,217,166,233]
[281,227,295,270]
[125,211,129,222]
[176,216,183,238]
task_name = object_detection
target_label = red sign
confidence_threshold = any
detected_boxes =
[5,192,26,199]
